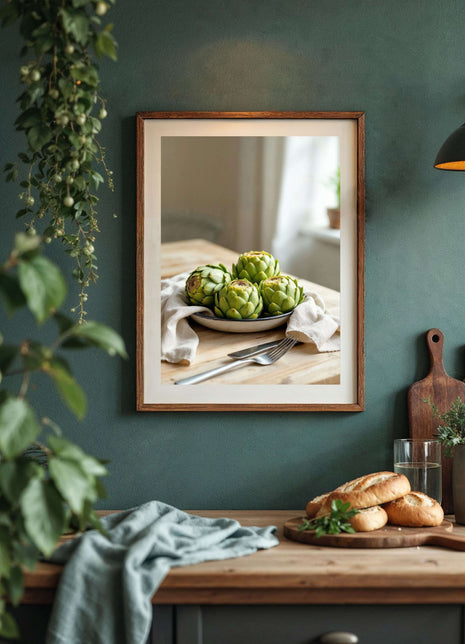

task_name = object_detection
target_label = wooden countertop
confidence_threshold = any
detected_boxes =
[161,239,341,386]
[23,510,465,606]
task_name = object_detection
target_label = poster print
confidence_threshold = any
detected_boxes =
[136,112,364,411]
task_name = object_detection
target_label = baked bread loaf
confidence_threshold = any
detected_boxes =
[384,491,444,527]
[316,471,411,516]
[305,493,330,519]
[349,505,388,532]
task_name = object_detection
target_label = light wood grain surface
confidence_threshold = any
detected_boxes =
[22,510,465,605]
[161,239,340,386]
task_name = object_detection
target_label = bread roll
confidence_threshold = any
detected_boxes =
[316,471,411,516]
[384,491,444,527]
[305,493,330,519]
[349,505,388,532]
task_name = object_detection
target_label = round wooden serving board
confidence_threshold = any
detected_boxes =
[284,518,465,550]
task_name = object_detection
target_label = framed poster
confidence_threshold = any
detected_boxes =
[136,111,364,411]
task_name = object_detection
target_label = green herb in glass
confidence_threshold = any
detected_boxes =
[298,499,360,537]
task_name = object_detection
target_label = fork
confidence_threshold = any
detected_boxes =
[175,337,298,385]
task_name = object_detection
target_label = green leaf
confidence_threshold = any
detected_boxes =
[0,514,12,531]
[94,477,107,499]
[0,539,11,578]
[71,321,127,358]
[15,107,41,130]
[68,132,81,149]
[70,63,99,87]
[0,460,43,504]
[87,508,109,538]
[0,608,20,640]
[59,8,90,45]
[20,479,66,556]
[0,398,40,460]
[32,23,54,52]
[89,116,101,133]
[0,274,27,314]
[48,435,107,477]
[18,255,67,324]
[6,168,19,183]
[4,566,24,606]
[49,456,96,514]
[90,170,104,187]
[27,123,52,151]
[24,84,45,110]
[47,360,87,420]
[73,175,87,191]
[95,30,117,60]
[12,540,39,571]
[298,498,360,537]
[58,78,75,101]
[75,498,94,532]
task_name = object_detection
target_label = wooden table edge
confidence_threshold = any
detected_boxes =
[21,511,465,606]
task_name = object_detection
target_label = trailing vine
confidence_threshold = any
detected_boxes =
[0,0,124,638]
[2,0,117,322]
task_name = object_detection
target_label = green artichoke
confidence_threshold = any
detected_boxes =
[185,264,231,308]
[260,275,305,316]
[232,251,280,284]
[214,279,263,320]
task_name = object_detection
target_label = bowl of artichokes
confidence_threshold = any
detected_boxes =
[184,251,305,333]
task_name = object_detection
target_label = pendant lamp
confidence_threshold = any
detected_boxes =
[434,123,465,170]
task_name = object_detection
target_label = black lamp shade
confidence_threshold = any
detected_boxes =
[434,123,465,170]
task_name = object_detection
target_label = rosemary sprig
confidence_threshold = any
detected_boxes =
[298,499,360,537]
[424,395,465,456]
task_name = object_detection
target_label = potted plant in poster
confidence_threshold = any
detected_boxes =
[326,166,340,229]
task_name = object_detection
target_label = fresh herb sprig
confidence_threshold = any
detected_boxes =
[298,499,360,537]
[424,395,465,456]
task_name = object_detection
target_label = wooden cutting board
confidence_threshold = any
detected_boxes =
[407,328,465,514]
[283,517,465,550]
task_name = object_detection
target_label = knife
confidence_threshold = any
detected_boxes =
[227,339,284,359]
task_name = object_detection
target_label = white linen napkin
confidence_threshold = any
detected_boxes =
[161,272,212,365]
[161,273,340,365]
[286,290,340,352]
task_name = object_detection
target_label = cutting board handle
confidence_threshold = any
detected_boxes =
[426,328,446,376]
[425,531,465,550]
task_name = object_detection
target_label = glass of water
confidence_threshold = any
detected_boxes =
[393,438,442,504]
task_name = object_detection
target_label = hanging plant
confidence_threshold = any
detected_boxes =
[2,0,117,321]
[0,0,124,638]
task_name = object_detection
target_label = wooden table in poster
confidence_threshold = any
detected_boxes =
[161,239,340,386]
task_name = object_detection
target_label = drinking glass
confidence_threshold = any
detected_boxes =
[393,438,442,504]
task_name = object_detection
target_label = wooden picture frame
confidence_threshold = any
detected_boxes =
[136,111,365,411]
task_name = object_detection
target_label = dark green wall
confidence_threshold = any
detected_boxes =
[1,0,465,510]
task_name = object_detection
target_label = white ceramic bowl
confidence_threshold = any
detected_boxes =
[190,310,292,333]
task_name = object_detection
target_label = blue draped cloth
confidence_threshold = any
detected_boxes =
[46,501,278,644]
